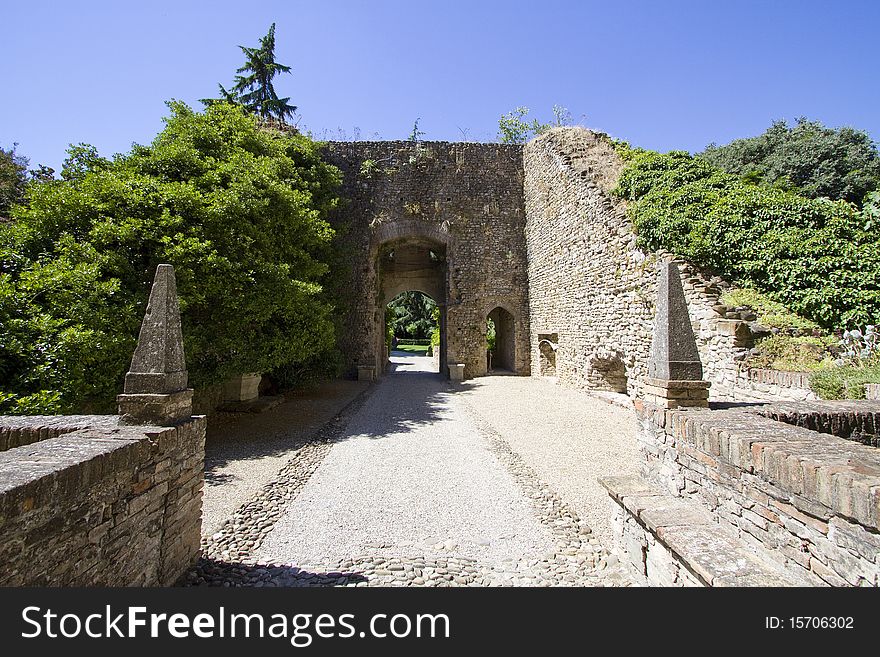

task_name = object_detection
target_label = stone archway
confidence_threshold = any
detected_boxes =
[375,232,448,376]
[588,353,628,393]
[486,306,515,373]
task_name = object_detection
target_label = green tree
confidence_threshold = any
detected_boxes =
[614,148,880,329]
[0,101,341,414]
[700,118,880,205]
[232,23,297,123]
[386,291,437,339]
[0,145,28,218]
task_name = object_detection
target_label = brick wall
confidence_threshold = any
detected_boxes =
[730,367,817,402]
[636,400,880,586]
[0,415,205,586]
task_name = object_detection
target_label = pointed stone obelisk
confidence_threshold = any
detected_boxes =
[117,264,193,425]
[643,261,710,409]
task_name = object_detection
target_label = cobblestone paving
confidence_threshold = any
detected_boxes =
[186,355,634,587]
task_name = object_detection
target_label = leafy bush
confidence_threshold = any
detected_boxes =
[700,118,880,205]
[748,335,834,372]
[614,149,880,329]
[0,101,341,414]
[720,288,819,331]
[810,363,880,400]
[837,326,878,365]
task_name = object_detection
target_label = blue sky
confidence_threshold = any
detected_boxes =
[2,0,878,172]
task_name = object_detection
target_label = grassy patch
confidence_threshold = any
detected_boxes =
[748,335,835,371]
[810,364,880,399]
[395,344,429,355]
[721,288,819,331]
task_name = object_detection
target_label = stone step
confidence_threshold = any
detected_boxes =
[600,475,816,587]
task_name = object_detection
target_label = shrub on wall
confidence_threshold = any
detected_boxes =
[0,101,341,414]
[613,149,880,329]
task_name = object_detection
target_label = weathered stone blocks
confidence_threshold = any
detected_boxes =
[117,264,193,425]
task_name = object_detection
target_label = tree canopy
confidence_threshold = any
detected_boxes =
[0,145,28,218]
[614,147,880,329]
[387,291,437,339]
[0,101,340,414]
[699,118,880,205]
[202,23,297,124]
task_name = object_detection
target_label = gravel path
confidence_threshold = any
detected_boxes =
[457,376,640,548]
[188,355,639,587]
[201,380,368,536]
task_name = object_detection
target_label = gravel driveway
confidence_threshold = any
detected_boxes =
[191,354,640,587]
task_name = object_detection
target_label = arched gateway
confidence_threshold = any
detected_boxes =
[324,140,531,380]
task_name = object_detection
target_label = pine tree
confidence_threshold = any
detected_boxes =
[231,23,297,124]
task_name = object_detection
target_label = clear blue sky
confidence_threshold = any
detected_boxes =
[3,0,878,172]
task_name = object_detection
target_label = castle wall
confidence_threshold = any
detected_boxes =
[324,141,530,379]
[522,128,744,399]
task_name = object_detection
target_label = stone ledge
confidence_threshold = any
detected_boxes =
[0,415,119,452]
[660,404,880,532]
[601,475,814,586]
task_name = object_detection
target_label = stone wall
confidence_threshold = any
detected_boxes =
[324,141,530,379]
[522,127,746,399]
[0,415,205,586]
[730,367,817,402]
[635,400,880,586]
[0,415,117,453]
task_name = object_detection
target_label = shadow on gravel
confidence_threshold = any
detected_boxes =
[183,557,370,588]
[344,356,480,442]
[202,380,367,485]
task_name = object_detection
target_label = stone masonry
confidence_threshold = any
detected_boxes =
[523,127,755,400]
[324,128,815,403]
[0,264,205,586]
[632,400,880,586]
[323,141,530,380]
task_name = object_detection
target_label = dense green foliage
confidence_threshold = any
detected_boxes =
[0,101,341,414]
[810,363,880,400]
[386,291,437,339]
[0,146,28,217]
[202,23,297,124]
[614,148,880,329]
[700,119,880,205]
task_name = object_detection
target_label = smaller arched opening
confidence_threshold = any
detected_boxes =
[589,353,628,393]
[486,306,515,373]
[538,333,558,377]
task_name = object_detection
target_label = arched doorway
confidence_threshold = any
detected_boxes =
[386,291,440,373]
[376,235,448,376]
[486,306,515,373]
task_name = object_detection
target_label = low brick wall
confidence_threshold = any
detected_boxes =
[759,401,879,447]
[0,415,118,453]
[867,384,880,401]
[635,399,880,586]
[728,367,816,403]
[0,415,205,586]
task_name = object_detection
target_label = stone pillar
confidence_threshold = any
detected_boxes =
[643,261,709,409]
[222,373,261,402]
[117,264,194,425]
